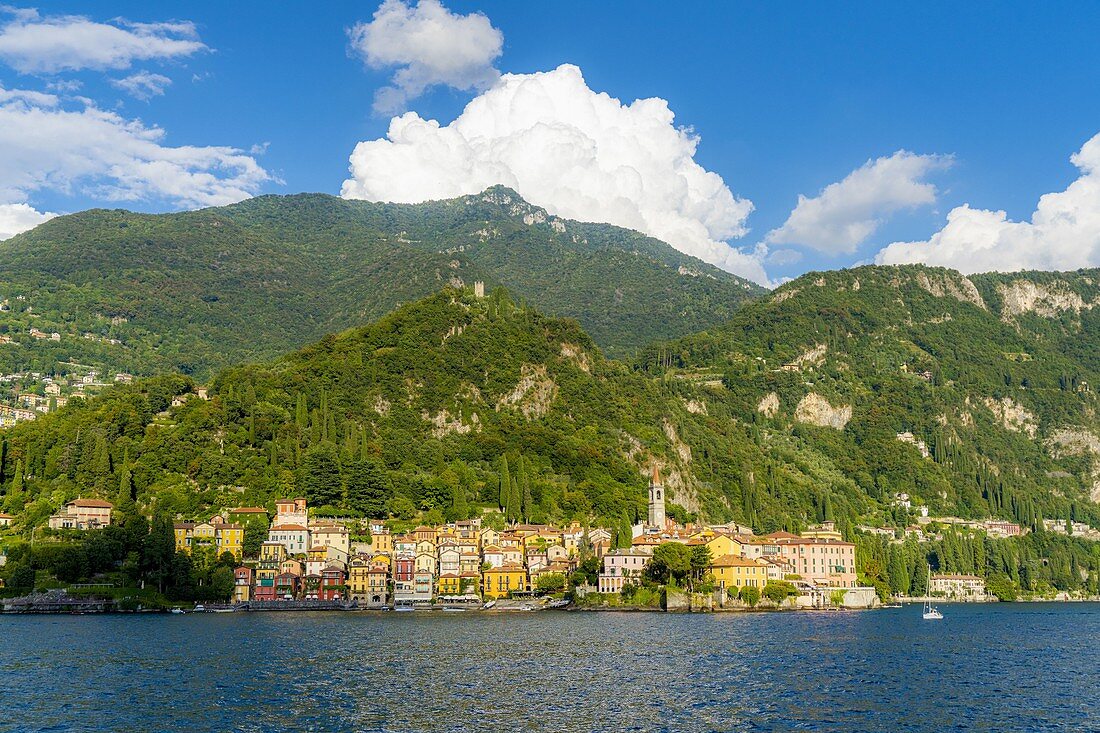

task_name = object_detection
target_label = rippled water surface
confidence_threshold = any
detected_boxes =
[2,603,1099,732]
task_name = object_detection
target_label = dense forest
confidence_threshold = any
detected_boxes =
[0,186,762,379]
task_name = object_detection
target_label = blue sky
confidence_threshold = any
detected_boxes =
[1,1,1099,285]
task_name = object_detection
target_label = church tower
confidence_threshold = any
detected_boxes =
[648,465,666,529]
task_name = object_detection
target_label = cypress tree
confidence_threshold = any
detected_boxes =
[300,443,343,508]
[449,481,468,522]
[497,455,510,511]
[295,393,308,430]
[116,452,135,514]
[345,459,390,518]
[9,459,23,496]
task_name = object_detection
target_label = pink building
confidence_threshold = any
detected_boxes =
[776,538,857,587]
[597,549,651,594]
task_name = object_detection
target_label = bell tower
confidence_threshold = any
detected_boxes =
[648,465,666,529]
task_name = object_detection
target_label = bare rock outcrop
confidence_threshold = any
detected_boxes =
[983,397,1038,438]
[757,392,780,418]
[997,280,1093,320]
[496,364,558,419]
[794,393,851,430]
[915,271,987,310]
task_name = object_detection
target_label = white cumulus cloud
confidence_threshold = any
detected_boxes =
[766,151,952,255]
[0,83,272,209]
[349,0,503,115]
[341,63,766,283]
[111,71,172,100]
[876,133,1100,273]
[0,8,206,73]
[0,201,56,240]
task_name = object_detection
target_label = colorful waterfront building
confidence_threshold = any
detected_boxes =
[437,573,462,596]
[233,566,253,603]
[319,566,346,601]
[268,524,310,556]
[709,555,768,591]
[597,549,651,594]
[482,564,528,599]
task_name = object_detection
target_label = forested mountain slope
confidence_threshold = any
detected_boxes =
[0,187,762,378]
[646,265,1100,531]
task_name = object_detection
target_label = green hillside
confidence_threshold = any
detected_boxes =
[646,265,1100,530]
[1,278,1099,597]
[0,187,763,378]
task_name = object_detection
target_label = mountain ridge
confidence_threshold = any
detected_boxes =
[0,187,764,379]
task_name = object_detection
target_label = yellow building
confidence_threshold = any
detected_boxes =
[348,555,372,601]
[482,564,528,599]
[172,520,244,559]
[217,524,244,558]
[369,530,394,555]
[709,555,768,590]
[437,573,462,596]
[703,533,745,559]
[173,522,194,553]
[258,541,287,566]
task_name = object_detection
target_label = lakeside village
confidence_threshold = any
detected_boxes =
[1,467,1035,614]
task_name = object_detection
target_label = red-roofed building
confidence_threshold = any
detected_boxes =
[48,499,112,530]
[319,566,347,601]
[234,567,253,603]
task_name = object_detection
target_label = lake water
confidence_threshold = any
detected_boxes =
[2,603,1098,732]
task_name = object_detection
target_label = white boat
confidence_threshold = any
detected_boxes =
[170,608,185,614]
[922,567,943,620]
[482,600,496,610]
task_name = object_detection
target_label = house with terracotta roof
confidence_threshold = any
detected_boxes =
[274,572,301,600]
[459,550,481,574]
[598,549,651,594]
[709,555,769,591]
[482,545,504,569]
[411,525,437,543]
[479,528,500,549]
[311,522,350,561]
[437,573,462,596]
[319,565,347,601]
[930,574,987,599]
[47,499,112,530]
[273,498,308,527]
[0,512,15,527]
[234,567,253,603]
[306,546,330,576]
[438,545,461,576]
[174,520,244,558]
[268,524,310,556]
[254,542,287,601]
[778,538,857,587]
[349,555,387,605]
[482,564,528,599]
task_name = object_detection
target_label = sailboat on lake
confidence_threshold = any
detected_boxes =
[923,566,943,620]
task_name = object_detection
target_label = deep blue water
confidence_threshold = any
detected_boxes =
[2,603,1098,732]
